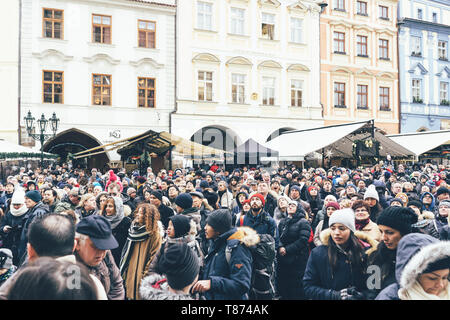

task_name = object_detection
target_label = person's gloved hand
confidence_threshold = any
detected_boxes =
[331,287,365,300]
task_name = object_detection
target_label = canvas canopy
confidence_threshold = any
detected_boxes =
[0,140,57,160]
[387,130,450,156]
[73,130,231,161]
[265,120,415,161]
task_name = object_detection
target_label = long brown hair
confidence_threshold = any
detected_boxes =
[134,203,160,233]
[327,232,366,279]
[100,197,115,216]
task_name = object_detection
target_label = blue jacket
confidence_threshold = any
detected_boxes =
[420,192,436,212]
[376,233,439,300]
[303,230,369,300]
[240,210,279,249]
[201,227,255,300]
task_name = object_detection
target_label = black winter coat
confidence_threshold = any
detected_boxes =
[111,217,132,267]
[18,202,50,264]
[277,211,311,272]
[157,204,175,230]
[0,211,28,265]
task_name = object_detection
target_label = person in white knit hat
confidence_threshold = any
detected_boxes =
[364,185,383,223]
[303,208,378,300]
[0,186,28,265]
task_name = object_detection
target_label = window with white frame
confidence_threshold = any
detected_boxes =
[290,18,303,43]
[357,35,368,56]
[412,79,422,102]
[411,36,422,56]
[440,82,449,105]
[261,13,275,40]
[379,6,388,19]
[379,39,389,59]
[357,84,368,109]
[432,12,438,23]
[334,0,345,11]
[230,7,245,35]
[379,87,390,110]
[197,1,213,30]
[438,41,448,60]
[198,71,213,101]
[356,1,367,15]
[291,80,303,107]
[334,82,346,107]
[262,76,275,105]
[333,31,345,53]
[417,8,423,20]
[231,73,245,103]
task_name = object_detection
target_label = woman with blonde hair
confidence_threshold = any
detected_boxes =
[119,203,163,300]
[75,193,97,219]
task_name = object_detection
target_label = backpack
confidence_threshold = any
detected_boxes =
[225,232,276,300]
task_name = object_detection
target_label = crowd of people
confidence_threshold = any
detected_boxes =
[0,161,448,300]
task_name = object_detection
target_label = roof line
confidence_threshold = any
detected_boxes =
[280,119,373,135]
[388,129,450,138]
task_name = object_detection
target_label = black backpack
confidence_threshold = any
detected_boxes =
[226,232,276,300]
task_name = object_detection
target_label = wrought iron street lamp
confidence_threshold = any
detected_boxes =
[24,111,60,167]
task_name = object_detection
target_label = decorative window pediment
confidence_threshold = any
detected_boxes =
[258,60,282,69]
[355,68,373,77]
[288,1,309,12]
[436,66,450,78]
[192,53,221,63]
[226,56,253,66]
[408,62,428,75]
[83,53,120,65]
[258,0,281,8]
[331,66,353,74]
[33,49,73,61]
[129,58,164,69]
[376,71,395,79]
[287,64,310,72]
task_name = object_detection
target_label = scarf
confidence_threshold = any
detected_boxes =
[104,208,124,229]
[10,204,28,217]
[399,281,450,300]
[119,222,151,273]
[355,218,370,231]
[0,266,16,283]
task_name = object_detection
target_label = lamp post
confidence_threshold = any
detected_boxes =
[23,110,60,167]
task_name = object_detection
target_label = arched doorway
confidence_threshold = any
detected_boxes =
[266,127,296,142]
[190,125,241,170]
[43,128,109,169]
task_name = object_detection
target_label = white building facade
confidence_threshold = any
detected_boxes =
[0,0,20,144]
[20,0,176,167]
[173,0,324,155]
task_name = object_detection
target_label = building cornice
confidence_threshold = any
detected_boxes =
[32,49,73,61]
[398,18,450,34]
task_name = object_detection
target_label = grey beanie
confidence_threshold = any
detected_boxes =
[329,208,356,233]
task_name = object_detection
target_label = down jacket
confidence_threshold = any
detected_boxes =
[376,233,449,300]
[303,229,377,300]
[201,227,258,300]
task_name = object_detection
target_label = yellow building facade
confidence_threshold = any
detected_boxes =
[320,0,400,134]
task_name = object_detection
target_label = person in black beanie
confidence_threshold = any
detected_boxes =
[139,242,200,300]
[191,209,255,300]
[175,193,202,234]
[365,206,418,299]
[148,190,174,230]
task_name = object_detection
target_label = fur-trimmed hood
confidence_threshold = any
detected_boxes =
[395,233,449,292]
[139,273,194,300]
[227,226,260,247]
[319,228,379,256]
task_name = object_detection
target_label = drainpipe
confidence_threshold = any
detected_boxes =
[318,3,328,121]
[168,0,178,170]
[397,20,404,134]
[18,0,22,144]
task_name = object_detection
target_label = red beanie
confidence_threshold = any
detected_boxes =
[250,193,265,206]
